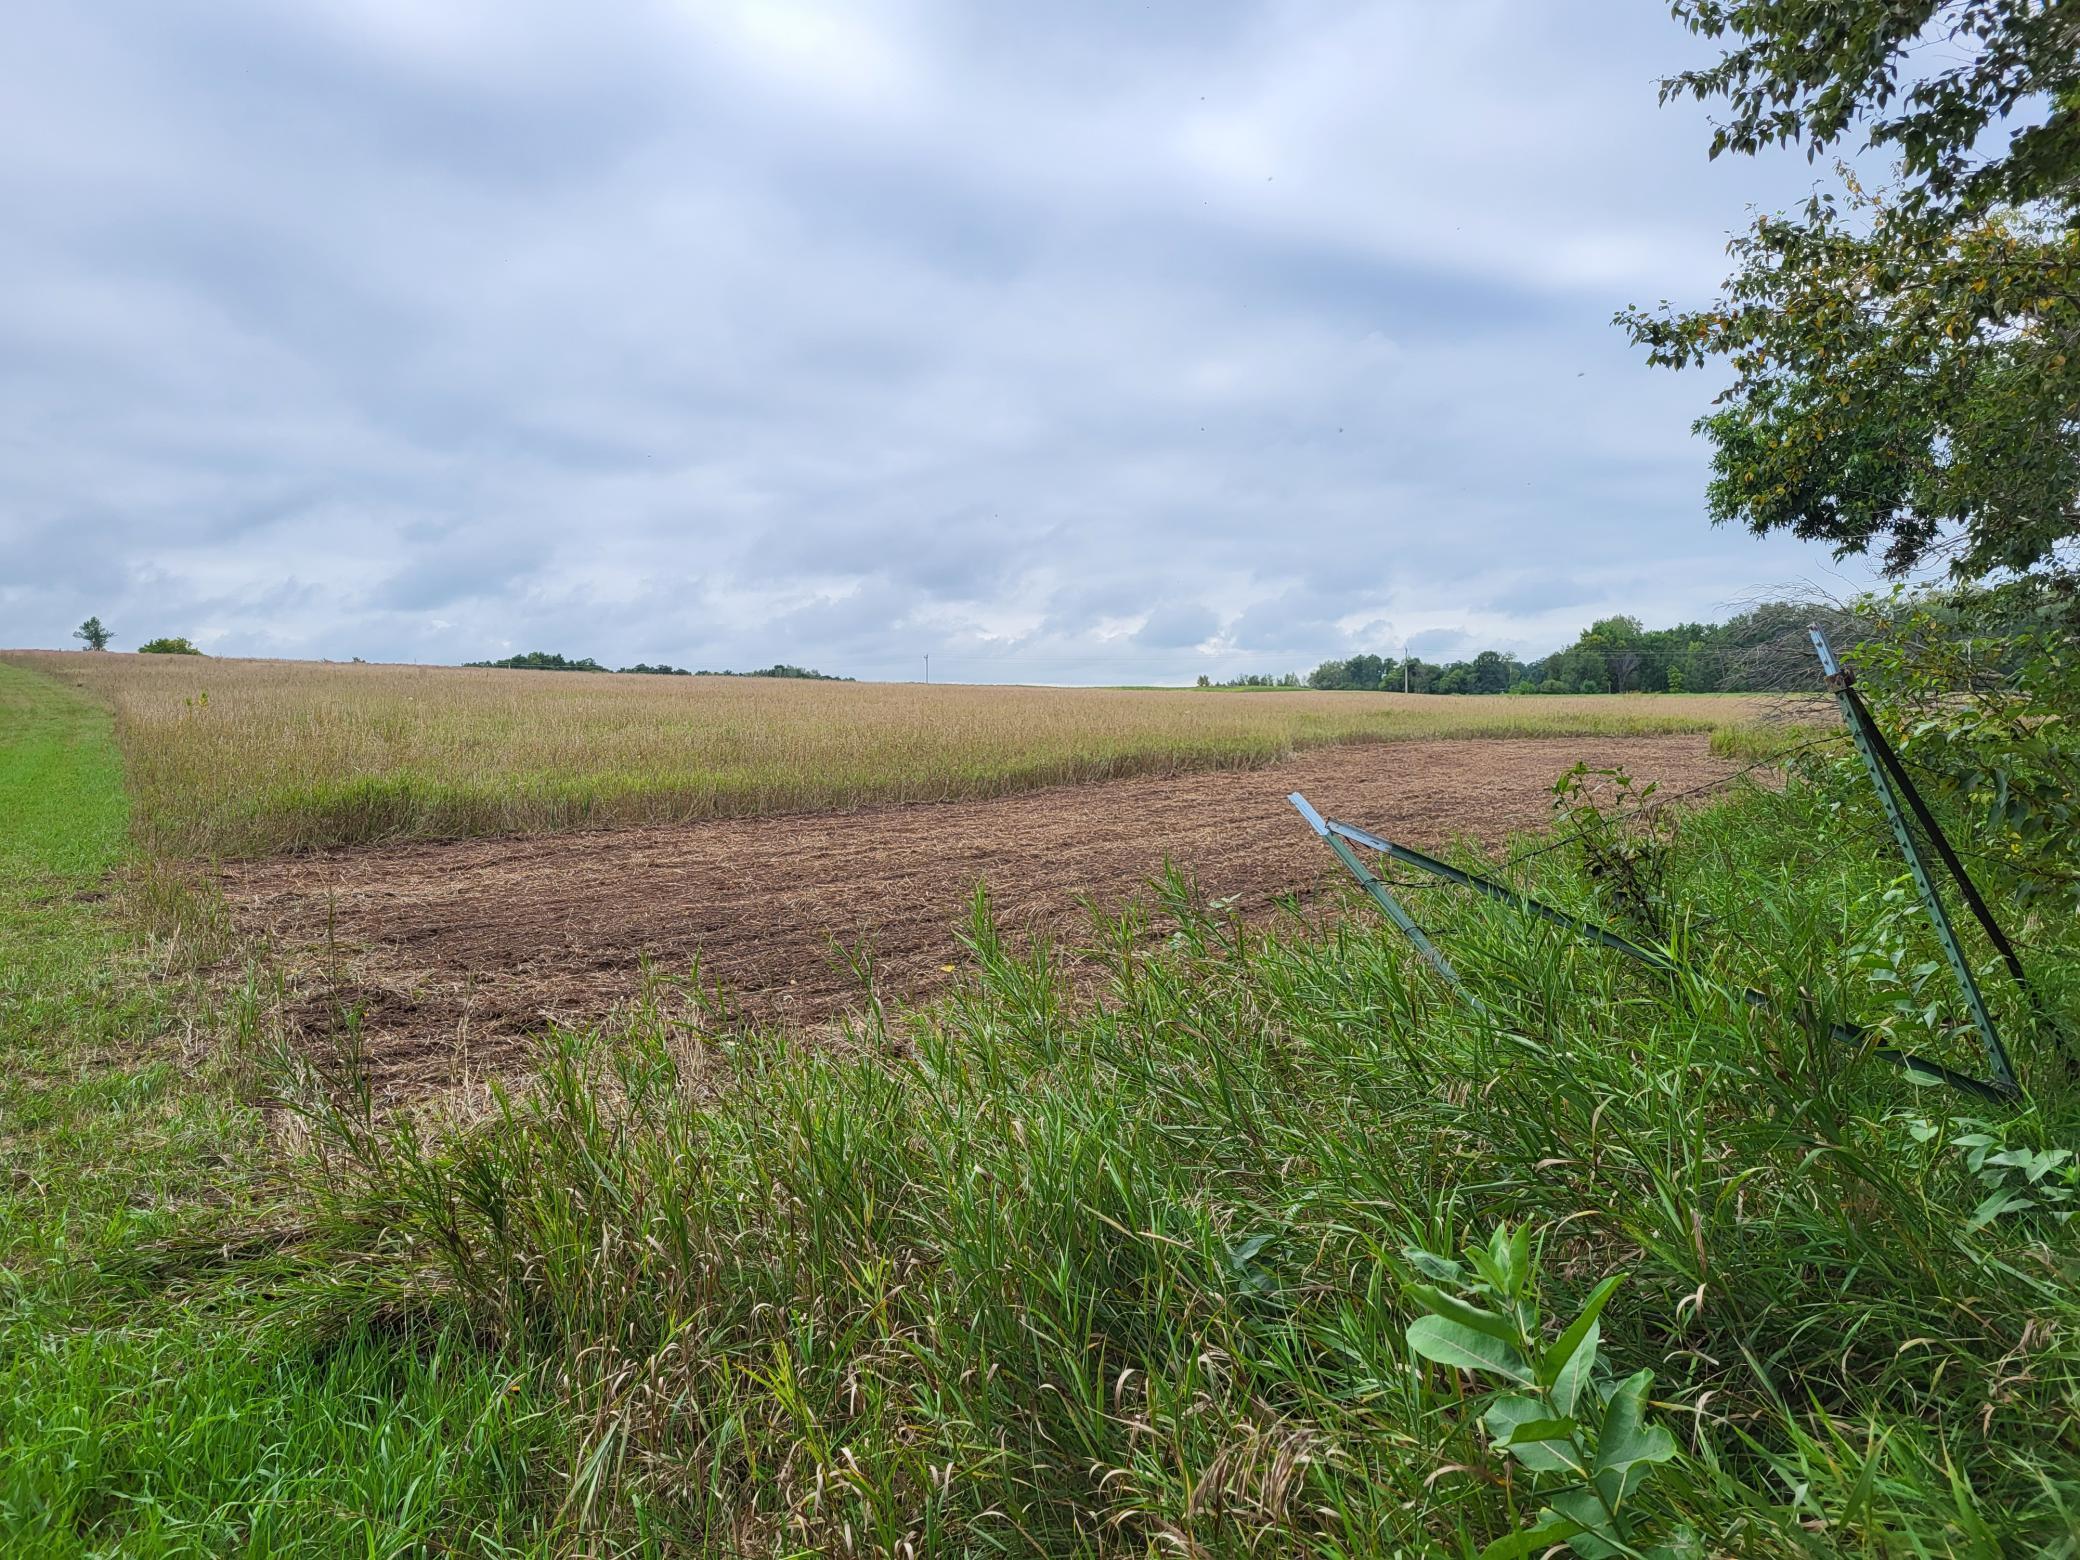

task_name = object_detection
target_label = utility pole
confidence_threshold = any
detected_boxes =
[924,653,930,685]
[1402,641,1410,693]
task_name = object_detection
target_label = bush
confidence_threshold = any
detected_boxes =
[138,637,203,656]
[1851,585,2080,909]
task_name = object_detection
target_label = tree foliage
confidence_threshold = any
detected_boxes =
[1662,1,2080,220]
[1624,2,2080,584]
[138,637,203,655]
[465,652,854,680]
[1289,604,1847,696]
[704,664,851,681]
[73,618,113,651]
[467,651,611,673]
[1849,581,2080,907]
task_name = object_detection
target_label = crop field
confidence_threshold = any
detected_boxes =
[224,731,1749,1097]
[5,653,2077,1556]
[0,649,1778,857]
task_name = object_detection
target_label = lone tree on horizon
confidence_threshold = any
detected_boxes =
[73,617,113,651]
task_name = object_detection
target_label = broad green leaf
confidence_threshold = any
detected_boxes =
[1594,1369,1678,1507]
[1407,1283,1521,1345]
[1402,1246,1463,1284]
[1502,1416,1580,1445]
[1540,1274,1624,1388]
[1476,1515,1584,1560]
[1545,1488,1624,1552]
[1483,1395,1585,1475]
[1469,1243,1511,1296]
[1551,1320,1599,1417]
[1405,1316,1534,1384]
[1227,1232,1274,1265]
[1967,1188,2035,1230]
[1499,1223,1532,1298]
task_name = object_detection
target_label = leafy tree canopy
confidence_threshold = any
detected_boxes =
[467,651,610,672]
[73,617,112,651]
[702,664,851,681]
[1623,2,2080,586]
[138,637,203,655]
[1662,0,2080,220]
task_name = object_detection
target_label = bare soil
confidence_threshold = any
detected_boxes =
[221,735,1738,1095]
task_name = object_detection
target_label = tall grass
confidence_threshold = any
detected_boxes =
[291,775,2080,1554]
[1,651,1781,857]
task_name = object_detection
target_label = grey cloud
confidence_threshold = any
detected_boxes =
[1408,628,1473,659]
[1484,574,1601,617]
[1134,603,1218,649]
[0,1,1885,681]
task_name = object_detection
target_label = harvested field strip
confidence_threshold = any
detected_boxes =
[0,650,1780,856]
[223,732,1740,1095]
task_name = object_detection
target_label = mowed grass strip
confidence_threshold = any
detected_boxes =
[0,663,559,1555]
[0,650,1778,856]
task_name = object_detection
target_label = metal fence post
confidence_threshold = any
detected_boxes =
[1810,629,2018,1094]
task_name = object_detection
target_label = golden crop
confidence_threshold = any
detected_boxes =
[3,650,1773,857]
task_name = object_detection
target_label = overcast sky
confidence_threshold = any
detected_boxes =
[2,1,1887,682]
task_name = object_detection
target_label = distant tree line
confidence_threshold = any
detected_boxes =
[694,663,852,682]
[1195,672,1305,689]
[1213,602,1858,695]
[466,651,850,680]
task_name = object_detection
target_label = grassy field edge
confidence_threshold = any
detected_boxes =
[0,662,558,1556]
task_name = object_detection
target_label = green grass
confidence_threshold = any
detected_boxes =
[0,664,557,1556]
[4,658,2075,1554]
[293,777,2080,1554]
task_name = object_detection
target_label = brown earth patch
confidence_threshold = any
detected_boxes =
[221,734,1741,1096]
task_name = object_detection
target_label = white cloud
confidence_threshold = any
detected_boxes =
[0,0,1881,680]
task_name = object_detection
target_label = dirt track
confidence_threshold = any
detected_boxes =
[222,735,1737,1093]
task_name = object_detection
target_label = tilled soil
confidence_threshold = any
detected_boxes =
[222,735,1738,1095]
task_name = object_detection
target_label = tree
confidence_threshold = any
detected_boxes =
[1344,653,1387,690]
[138,636,202,655]
[1433,662,1477,695]
[1470,649,1516,694]
[73,617,112,651]
[1399,657,1440,694]
[1580,615,1645,692]
[1624,2,2080,586]
[1657,1,2080,221]
[466,651,609,672]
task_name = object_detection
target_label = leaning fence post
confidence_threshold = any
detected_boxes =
[1810,628,2019,1095]
[1292,794,2016,1104]
[1289,792,1479,1008]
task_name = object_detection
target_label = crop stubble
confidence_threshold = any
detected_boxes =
[221,733,1739,1095]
